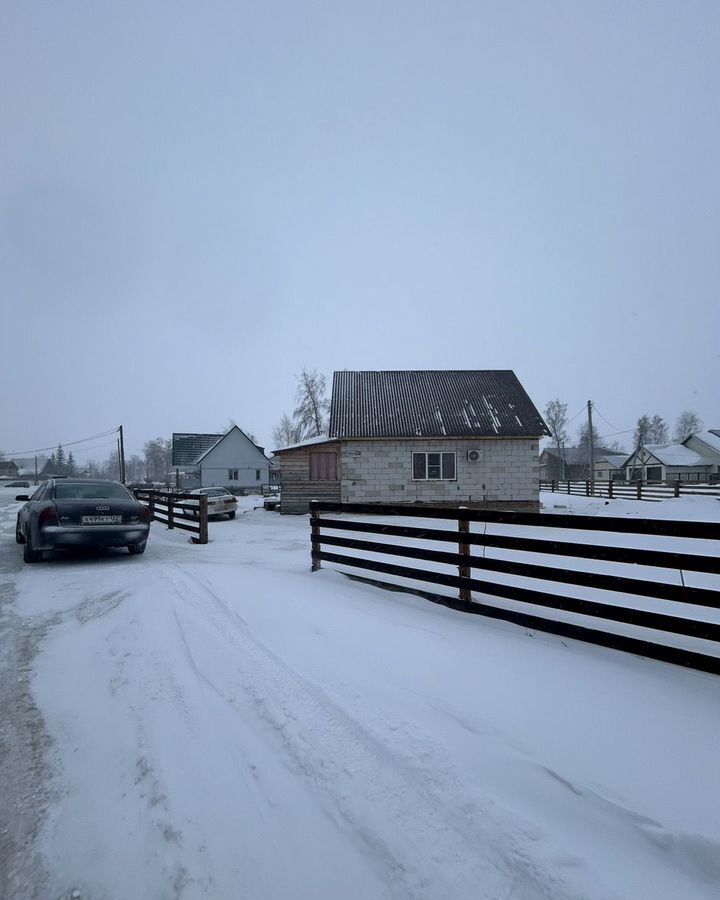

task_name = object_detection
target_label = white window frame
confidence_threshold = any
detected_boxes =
[228,468,239,481]
[412,451,457,481]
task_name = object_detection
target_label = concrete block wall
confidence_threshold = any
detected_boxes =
[340,439,540,506]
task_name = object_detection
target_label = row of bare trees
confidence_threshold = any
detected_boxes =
[544,399,704,459]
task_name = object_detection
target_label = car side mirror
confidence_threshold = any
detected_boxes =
[15,494,30,501]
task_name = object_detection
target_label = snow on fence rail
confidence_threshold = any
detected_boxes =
[309,501,720,676]
[541,479,720,501]
[133,489,208,544]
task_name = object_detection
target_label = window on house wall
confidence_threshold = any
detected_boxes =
[310,452,338,481]
[412,452,456,481]
[228,469,238,480]
[256,469,261,481]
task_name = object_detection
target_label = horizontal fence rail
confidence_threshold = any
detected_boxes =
[309,501,720,676]
[133,489,208,544]
[541,479,720,501]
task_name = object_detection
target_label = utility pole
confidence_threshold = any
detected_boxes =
[34,455,38,485]
[118,425,126,483]
[587,400,595,480]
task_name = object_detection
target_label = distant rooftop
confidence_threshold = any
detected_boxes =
[171,433,222,467]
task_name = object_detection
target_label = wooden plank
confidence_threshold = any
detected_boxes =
[338,573,720,677]
[311,502,720,540]
[317,533,720,608]
[317,518,720,574]
[317,551,720,641]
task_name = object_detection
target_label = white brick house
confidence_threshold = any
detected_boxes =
[274,370,548,513]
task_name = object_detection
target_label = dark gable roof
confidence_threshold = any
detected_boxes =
[329,371,549,439]
[172,433,222,466]
[542,446,623,464]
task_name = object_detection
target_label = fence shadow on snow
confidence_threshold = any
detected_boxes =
[310,501,720,676]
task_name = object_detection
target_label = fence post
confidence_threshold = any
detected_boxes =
[310,502,321,571]
[198,494,208,544]
[608,479,613,500]
[167,493,174,530]
[585,480,590,496]
[148,491,156,522]
[551,480,556,493]
[458,508,471,603]
[567,480,571,494]
[636,479,643,501]
[675,480,681,498]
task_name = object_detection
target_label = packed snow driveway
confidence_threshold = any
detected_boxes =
[2,493,720,900]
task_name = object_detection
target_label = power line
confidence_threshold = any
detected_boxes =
[592,405,635,437]
[68,439,120,457]
[8,427,119,457]
[598,427,636,439]
[566,405,586,426]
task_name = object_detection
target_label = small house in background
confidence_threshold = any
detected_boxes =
[593,454,629,481]
[171,426,270,491]
[11,458,37,479]
[623,442,718,483]
[539,446,622,481]
[683,431,720,480]
[0,460,19,478]
[274,370,549,513]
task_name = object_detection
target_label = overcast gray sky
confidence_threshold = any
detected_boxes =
[1,1,718,460]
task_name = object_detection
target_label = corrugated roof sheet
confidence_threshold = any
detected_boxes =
[171,433,222,466]
[329,370,548,439]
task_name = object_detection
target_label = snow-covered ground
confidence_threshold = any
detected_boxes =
[1,492,719,900]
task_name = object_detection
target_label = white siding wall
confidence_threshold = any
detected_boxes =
[340,438,540,505]
[200,428,269,488]
[684,436,720,474]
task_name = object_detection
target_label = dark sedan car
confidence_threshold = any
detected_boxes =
[15,478,151,563]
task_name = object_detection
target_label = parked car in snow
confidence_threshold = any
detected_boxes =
[15,478,151,563]
[3,480,31,489]
[186,487,238,519]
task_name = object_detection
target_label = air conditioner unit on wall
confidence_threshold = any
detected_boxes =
[467,449,483,463]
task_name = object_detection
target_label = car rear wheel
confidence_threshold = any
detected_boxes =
[128,541,147,555]
[16,521,25,544]
[23,532,43,563]
[228,511,236,519]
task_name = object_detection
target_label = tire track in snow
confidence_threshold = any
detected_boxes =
[168,565,582,900]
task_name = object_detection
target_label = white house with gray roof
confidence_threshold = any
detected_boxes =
[171,426,269,490]
[274,370,549,513]
[623,440,718,483]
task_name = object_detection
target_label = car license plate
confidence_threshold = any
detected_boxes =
[81,515,122,525]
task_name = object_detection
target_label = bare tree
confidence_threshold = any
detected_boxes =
[143,437,172,482]
[577,422,601,450]
[126,454,145,482]
[272,413,304,449]
[648,415,669,444]
[543,399,568,478]
[294,367,329,438]
[634,415,651,447]
[673,410,703,443]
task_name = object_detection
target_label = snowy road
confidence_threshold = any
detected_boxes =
[1,492,720,900]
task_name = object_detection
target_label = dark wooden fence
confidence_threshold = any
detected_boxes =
[310,501,720,676]
[541,479,720,501]
[133,489,208,544]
